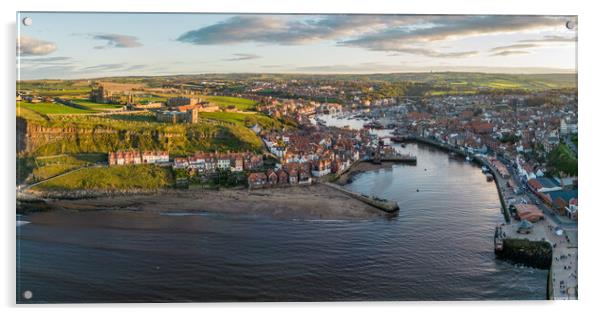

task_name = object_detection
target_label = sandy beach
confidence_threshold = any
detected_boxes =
[41,184,385,220]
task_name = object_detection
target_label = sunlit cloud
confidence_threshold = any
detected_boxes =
[491,50,531,57]
[89,33,143,49]
[178,15,571,58]
[17,36,57,56]
[223,53,262,61]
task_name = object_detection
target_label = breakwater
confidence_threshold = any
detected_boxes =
[323,182,399,213]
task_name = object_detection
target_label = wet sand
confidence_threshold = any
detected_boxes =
[43,184,384,220]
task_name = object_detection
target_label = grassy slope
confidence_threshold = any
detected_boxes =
[18,154,107,184]
[31,155,88,182]
[17,101,95,115]
[34,164,174,191]
[16,104,49,122]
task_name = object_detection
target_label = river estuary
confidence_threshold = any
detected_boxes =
[16,114,547,302]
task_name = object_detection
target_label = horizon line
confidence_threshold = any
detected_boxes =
[17,70,578,81]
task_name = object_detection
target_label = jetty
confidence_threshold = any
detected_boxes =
[322,182,399,213]
[367,154,417,165]
[371,138,417,164]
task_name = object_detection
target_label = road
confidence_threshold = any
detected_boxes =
[495,156,577,299]
[503,158,577,229]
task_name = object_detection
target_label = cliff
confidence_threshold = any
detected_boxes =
[17,118,262,156]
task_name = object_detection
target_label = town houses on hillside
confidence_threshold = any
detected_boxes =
[248,162,312,189]
[172,151,264,174]
[259,124,367,183]
[108,150,170,165]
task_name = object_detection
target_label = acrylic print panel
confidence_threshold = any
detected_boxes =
[16,12,578,303]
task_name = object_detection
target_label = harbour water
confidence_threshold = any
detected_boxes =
[16,114,547,303]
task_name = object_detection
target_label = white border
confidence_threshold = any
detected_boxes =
[2,0,600,315]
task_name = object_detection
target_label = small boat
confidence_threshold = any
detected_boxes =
[401,143,406,148]
[485,173,494,182]
[389,136,404,143]
[465,156,471,162]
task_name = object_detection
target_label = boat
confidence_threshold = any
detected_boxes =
[485,173,494,182]
[401,143,406,148]
[389,136,404,143]
[363,121,384,129]
[465,156,471,162]
[481,166,489,173]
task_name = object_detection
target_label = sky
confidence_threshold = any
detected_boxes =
[16,13,578,80]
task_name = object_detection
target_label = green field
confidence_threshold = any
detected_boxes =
[17,80,91,97]
[33,164,174,191]
[72,99,124,111]
[17,101,95,115]
[202,95,257,111]
[199,111,285,130]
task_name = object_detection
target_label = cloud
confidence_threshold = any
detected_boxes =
[491,50,531,57]
[90,33,142,49]
[82,63,125,71]
[80,63,150,72]
[488,34,576,57]
[223,53,262,61]
[177,15,429,45]
[519,35,576,43]
[18,56,74,70]
[386,47,478,58]
[19,56,72,64]
[178,15,569,58]
[339,16,566,55]
[489,44,536,57]
[17,36,57,56]
[490,43,539,52]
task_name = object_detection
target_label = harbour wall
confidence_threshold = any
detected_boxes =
[496,238,553,270]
